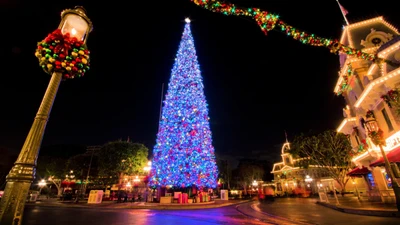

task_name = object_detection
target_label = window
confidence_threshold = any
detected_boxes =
[382,108,394,132]
[354,135,360,145]
[383,170,393,188]
[367,173,376,188]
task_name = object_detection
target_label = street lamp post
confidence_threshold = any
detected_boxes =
[143,161,152,173]
[305,175,313,191]
[365,116,400,210]
[38,179,46,195]
[0,6,92,225]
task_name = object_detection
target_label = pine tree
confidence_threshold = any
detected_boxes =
[149,19,218,189]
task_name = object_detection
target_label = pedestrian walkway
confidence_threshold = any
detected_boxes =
[316,195,399,217]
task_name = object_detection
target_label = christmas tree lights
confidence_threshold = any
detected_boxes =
[149,19,218,189]
[191,0,398,65]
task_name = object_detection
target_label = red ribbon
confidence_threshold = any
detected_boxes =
[44,29,82,55]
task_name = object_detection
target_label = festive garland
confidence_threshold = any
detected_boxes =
[349,139,369,157]
[35,29,90,80]
[337,63,354,96]
[191,0,398,65]
[381,89,400,108]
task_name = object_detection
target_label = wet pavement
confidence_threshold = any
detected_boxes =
[254,198,400,225]
[22,204,269,225]
[21,198,400,225]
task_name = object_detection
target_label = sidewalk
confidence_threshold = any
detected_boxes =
[26,198,251,210]
[316,195,400,217]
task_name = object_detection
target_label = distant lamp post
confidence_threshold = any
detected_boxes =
[305,175,313,187]
[250,180,258,196]
[133,176,140,183]
[351,178,360,200]
[38,179,46,195]
[0,6,93,225]
[126,182,132,190]
[143,161,152,173]
[365,115,400,210]
[305,175,313,194]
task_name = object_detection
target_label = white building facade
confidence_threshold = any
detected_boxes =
[335,17,400,203]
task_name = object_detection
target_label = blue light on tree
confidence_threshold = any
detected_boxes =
[149,18,218,189]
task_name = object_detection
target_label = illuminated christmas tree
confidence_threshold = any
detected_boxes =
[149,18,218,189]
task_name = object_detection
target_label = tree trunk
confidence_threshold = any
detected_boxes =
[117,172,124,193]
[57,187,63,197]
[337,179,346,194]
[51,180,62,197]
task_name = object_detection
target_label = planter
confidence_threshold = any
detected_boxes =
[188,199,193,204]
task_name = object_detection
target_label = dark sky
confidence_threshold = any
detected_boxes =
[0,0,399,157]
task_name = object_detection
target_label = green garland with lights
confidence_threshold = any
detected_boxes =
[35,29,90,80]
[381,89,400,108]
[337,63,354,96]
[191,0,398,65]
[349,139,369,157]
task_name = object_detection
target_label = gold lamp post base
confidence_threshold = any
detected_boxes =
[0,177,33,224]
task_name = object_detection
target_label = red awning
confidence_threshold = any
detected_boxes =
[370,147,400,167]
[347,166,370,177]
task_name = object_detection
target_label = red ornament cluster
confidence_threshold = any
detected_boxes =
[35,29,90,80]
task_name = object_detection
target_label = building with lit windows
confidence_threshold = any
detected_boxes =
[271,141,349,196]
[335,16,400,203]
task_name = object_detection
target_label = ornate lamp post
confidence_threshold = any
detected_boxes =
[0,6,92,224]
[365,114,400,210]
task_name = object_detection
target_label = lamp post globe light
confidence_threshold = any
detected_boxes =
[38,179,46,195]
[365,114,400,210]
[0,6,92,225]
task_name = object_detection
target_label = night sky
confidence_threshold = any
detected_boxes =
[0,0,399,158]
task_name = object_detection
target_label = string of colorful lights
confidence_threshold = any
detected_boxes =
[191,0,396,64]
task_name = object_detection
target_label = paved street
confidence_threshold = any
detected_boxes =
[23,204,268,225]
[253,198,399,225]
[21,199,400,225]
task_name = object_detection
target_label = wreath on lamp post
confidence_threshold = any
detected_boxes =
[35,29,90,80]
[368,129,386,146]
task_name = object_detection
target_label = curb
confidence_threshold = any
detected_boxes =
[316,201,400,217]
